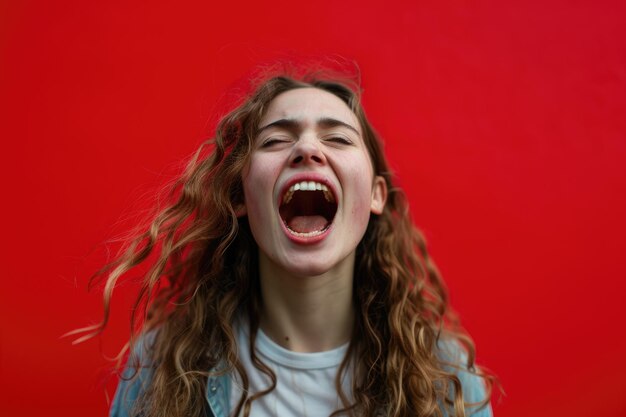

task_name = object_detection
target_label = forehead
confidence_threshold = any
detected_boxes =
[259,87,360,132]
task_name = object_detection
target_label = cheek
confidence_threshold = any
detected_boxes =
[344,160,376,218]
[243,157,279,214]
[351,185,374,219]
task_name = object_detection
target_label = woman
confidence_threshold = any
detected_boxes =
[93,71,493,417]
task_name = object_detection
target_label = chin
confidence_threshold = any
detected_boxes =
[287,264,335,279]
[278,249,354,279]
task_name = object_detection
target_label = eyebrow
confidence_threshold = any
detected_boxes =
[256,117,360,136]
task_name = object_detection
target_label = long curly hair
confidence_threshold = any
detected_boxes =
[82,71,494,417]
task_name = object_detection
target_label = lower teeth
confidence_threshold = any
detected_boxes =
[285,224,329,237]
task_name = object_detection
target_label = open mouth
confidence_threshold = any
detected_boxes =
[279,180,337,237]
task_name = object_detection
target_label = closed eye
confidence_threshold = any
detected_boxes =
[261,137,292,148]
[325,136,353,145]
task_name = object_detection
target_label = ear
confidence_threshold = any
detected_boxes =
[370,176,387,215]
[234,201,247,217]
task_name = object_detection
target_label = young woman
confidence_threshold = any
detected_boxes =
[94,71,494,417]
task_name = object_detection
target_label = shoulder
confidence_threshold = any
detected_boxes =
[109,333,231,417]
[109,334,156,417]
[436,338,493,417]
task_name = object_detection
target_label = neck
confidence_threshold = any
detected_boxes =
[257,252,355,353]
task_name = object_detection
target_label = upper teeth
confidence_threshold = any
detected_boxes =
[283,181,335,204]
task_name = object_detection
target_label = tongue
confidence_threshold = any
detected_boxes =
[287,215,328,233]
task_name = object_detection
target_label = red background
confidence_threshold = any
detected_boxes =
[1,1,625,416]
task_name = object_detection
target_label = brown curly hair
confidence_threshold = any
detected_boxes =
[79,70,494,417]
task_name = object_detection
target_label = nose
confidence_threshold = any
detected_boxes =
[290,137,326,167]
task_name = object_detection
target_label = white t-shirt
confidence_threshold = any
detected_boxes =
[229,318,352,417]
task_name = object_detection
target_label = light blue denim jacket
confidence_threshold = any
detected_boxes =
[110,339,493,417]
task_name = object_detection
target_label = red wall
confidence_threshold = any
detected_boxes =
[1,1,625,416]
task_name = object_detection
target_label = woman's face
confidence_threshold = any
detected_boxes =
[241,87,386,278]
